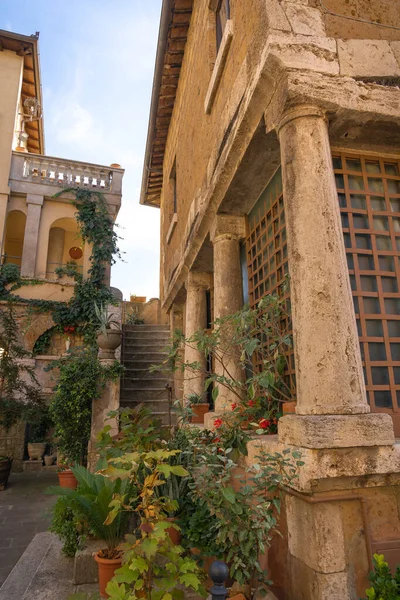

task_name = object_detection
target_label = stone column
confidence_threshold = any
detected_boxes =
[210,214,246,412]
[46,227,65,278]
[170,303,185,402]
[0,193,9,256]
[276,106,393,445]
[20,194,43,278]
[87,358,120,472]
[183,272,209,400]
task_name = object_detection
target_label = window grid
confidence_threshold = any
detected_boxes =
[334,152,400,416]
[246,168,295,391]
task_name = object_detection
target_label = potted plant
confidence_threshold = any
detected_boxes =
[187,392,209,424]
[102,449,206,599]
[0,455,12,490]
[48,464,133,598]
[94,302,121,359]
[26,405,52,462]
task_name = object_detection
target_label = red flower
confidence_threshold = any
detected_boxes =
[248,400,255,407]
[266,396,272,402]
[213,436,220,443]
[231,403,237,411]
[259,418,270,429]
[214,418,223,429]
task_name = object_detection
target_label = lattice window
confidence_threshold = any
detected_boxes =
[334,151,400,423]
[246,168,295,390]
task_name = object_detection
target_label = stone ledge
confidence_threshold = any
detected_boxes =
[246,436,400,493]
[279,413,395,448]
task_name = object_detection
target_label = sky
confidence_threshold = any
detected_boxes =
[1,0,162,300]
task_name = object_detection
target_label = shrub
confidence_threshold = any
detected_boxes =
[364,554,400,600]
[49,496,88,557]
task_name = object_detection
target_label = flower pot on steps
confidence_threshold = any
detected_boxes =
[94,551,123,598]
[58,470,78,489]
[27,442,46,461]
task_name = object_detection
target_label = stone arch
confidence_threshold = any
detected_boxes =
[24,312,56,353]
[46,217,84,279]
[3,210,26,270]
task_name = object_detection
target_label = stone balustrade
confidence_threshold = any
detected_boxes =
[22,155,112,190]
[9,152,124,201]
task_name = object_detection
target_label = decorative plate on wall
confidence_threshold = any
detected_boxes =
[69,246,83,260]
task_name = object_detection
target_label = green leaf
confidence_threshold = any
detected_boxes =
[212,387,219,401]
[221,486,236,504]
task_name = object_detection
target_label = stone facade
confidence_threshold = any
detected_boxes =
[141,1,400,598]
[0,31,124,471]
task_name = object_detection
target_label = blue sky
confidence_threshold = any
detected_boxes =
[1,0,162,300]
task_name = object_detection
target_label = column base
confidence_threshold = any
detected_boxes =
[279,413,394,449]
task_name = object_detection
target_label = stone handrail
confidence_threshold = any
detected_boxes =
[21,154,113,190]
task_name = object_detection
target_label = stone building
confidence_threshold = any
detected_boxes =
[0,29,123,468]
[140,1,400,598]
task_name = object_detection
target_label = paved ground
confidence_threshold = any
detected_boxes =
[0,470,58,588]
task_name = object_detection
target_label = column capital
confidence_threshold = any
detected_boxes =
[210,214,246,244]
[276,105,327,136]
[185,271,211,291]
[26,193,44,206]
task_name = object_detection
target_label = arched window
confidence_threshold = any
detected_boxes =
[46,217,84,280]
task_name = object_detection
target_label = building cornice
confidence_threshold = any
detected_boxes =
[139,0,193,208]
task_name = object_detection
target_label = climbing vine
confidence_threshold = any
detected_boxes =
[0,189,122,346]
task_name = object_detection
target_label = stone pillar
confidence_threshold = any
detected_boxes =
[183,272,209,401]
[263,105,398,600]
[0,193,9,255]
[20,194,43,278]
[46,227,65,278]
[210,214,246,412]
[170,303,185,403]
[87,359,120,472]
[278,106,369,414]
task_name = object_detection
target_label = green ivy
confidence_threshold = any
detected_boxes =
[0,189,121,345]
[48,348,124,465]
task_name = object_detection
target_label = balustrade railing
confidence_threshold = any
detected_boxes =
[22,155,112,190]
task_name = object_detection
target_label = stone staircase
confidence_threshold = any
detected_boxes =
[120,324,173,425]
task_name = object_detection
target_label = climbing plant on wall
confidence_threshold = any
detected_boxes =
[0,189,122,346]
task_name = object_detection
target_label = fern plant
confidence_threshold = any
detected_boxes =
[47,464,134,558]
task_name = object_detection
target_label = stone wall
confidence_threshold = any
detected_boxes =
[310,0,400,41]
[123,298,168,325]
[0,422,26,472]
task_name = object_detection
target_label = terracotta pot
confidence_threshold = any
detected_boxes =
[191,403,209,424]
[58,470,78,489]
[94,551,122,598]
[282,401,297,415]
[166,517,182,545]
[96,329,122,359]
[0,458,12,491]
[27,442,46,461]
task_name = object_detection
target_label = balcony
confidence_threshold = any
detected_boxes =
[9,151,124,209]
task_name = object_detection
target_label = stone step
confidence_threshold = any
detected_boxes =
[120,388,170,401]
[123,339,169,348]
[122,351,168,362]
[119,398,171,413]
[124,368,169,379]
[123,329,170,340]
[121,377,170,390]
[123,324,170,332]
[119,403,175,426]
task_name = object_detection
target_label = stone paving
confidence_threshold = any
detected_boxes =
[0,470,57,588]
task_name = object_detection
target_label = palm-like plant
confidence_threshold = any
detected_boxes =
[94,302,120,338]
[48,465,134,558]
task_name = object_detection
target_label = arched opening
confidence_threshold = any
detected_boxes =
[46,217,84,280]
[3,210,26,269]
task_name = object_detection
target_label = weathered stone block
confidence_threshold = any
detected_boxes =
[73,539,103,585]
[281,2,325,36]
[338,39,400,78]
[286,495,346,573]
[279,413,395,449]
[265,0,292,32]
[267,32,339,75]
[390,41,400,68]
